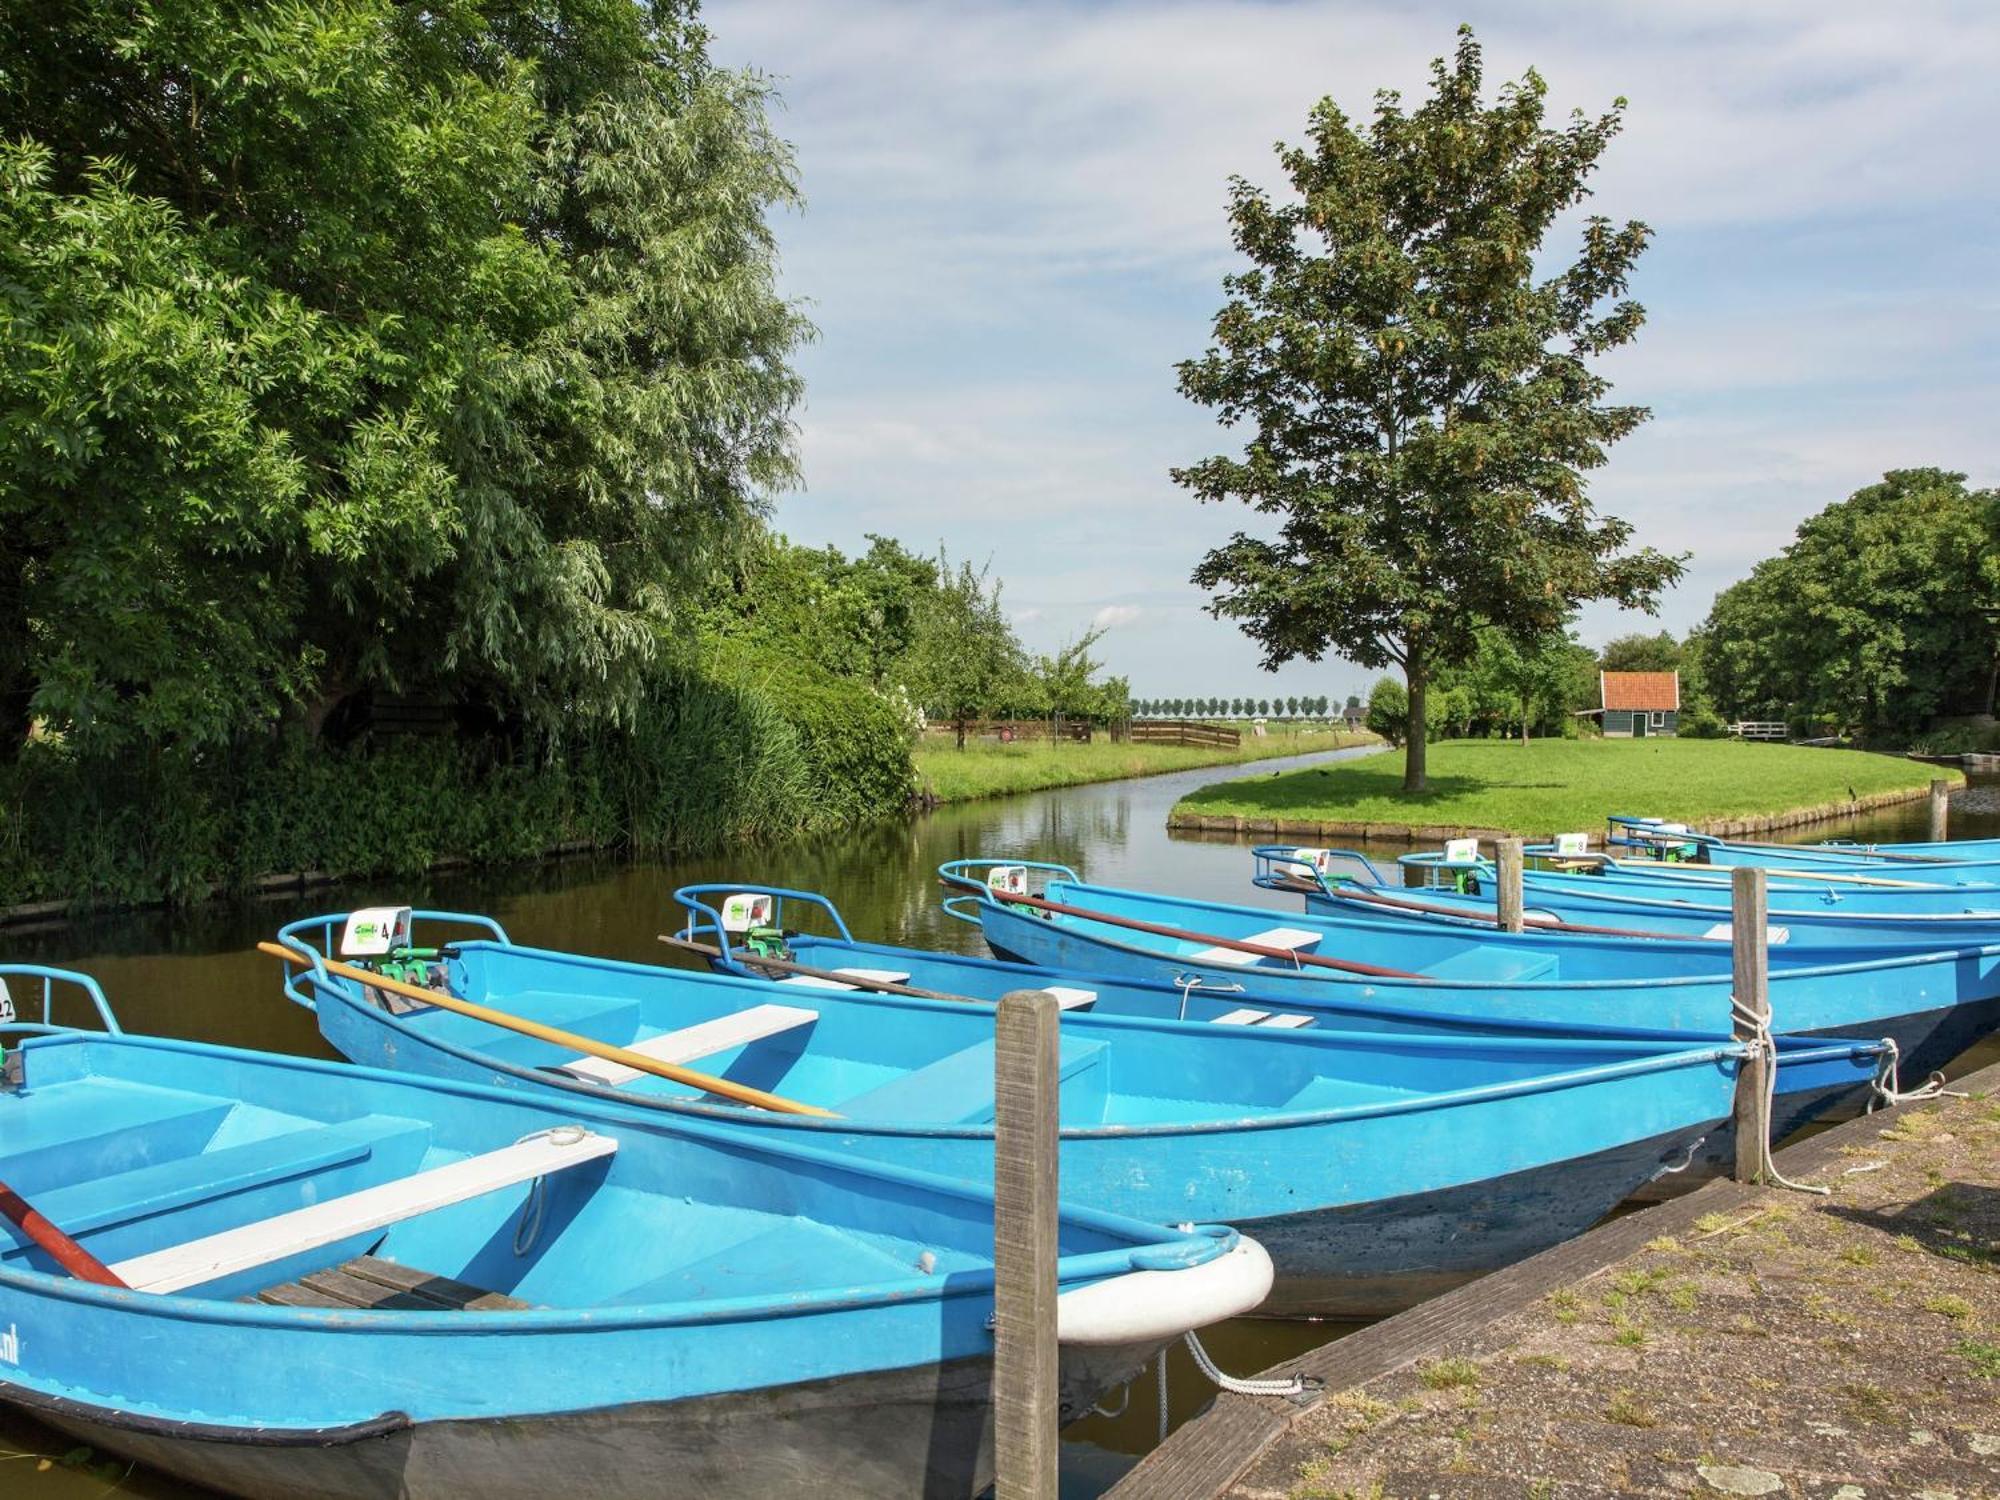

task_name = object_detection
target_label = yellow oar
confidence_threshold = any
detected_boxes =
[258,942,836,1119]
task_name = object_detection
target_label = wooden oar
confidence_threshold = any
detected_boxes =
[257,943,836,1119]
[657,933,979,1002]
[940,881,1426,980]
[0,1180,127,1286]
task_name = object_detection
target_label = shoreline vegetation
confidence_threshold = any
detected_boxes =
[1167,738,1961,842]
[913,727,1377,805]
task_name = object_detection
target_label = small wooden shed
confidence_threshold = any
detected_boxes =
[1600,671,1680,738]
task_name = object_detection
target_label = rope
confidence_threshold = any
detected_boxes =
[1156,1348,1170,1443]
[1182,1330,1317,1402]
[511,1125,586,1256]
[1865,1037,1968,1112]
[1728,997,1829,1196]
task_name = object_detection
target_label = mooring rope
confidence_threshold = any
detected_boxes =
[1865,1036,1967,1112]
[1182,1330,1316,1401]
[1728,997,1829,1196]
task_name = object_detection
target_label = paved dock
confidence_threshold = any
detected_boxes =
[1110,1059,2000,1500]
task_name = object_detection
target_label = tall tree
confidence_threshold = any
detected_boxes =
[1175,27,1682,791]
[0,1,808,755]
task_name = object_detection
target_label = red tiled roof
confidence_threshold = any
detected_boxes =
[1600,671,1680,711]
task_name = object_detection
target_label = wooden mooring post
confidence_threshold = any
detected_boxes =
[993,989,1060,1499]
[1729,865,1771,1183]
[1930,778,1951,842]
[1495,838,1525,934]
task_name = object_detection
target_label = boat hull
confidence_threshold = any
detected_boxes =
[9,1344,1153,1500]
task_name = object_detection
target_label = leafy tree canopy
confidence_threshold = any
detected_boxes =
[1175,26,1683,791]
[1599,631,1681,674]
[1694,469,2000,740]
[0,0,807,754]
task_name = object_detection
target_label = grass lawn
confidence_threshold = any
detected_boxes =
[914,728,1377,804]
[1170,736,1958,836]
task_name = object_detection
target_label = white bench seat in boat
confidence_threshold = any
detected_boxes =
[1043,986,1097,1010]
[774,967,911,992]
[109,1129,619,1295]
[557,1004,819,1086]
[1213,1008,1272,1025]
[1261,1013,1315,1029]
[1185,927,1323,967]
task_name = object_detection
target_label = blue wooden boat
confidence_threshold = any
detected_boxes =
[1600,816,2000,884]
[667,885,1889,1197]
[1251,845,2000,951]
[1404,842,2000,916]
[936,860,2000,1088]
[0,966,1266,1500]
[273,911,1776,1317]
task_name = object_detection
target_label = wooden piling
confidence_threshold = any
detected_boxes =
[1495,838,1525,934]
[1929,779,1951,842]
[993,989,1061,1500]
[1729,865,1770,1184]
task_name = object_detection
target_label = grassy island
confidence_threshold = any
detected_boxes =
[1169,737,1957,840]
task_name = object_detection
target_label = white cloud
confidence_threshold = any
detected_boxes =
[1091,604,1144,631]
[709,0,2000,690]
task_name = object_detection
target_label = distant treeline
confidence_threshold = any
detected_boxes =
[1351,468,1999,752]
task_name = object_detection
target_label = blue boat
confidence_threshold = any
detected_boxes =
[936,860,2000,1088]
[668,885,1890,1198]
[273,910,1779,1317]
[1404,841,2000,916]
[0,966,1266,1500]
[1600,816,2000,884]
[1252,845,2000,951]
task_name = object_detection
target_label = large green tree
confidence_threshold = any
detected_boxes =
[0,1,806,755]
[1175,27,1682,791]
[1695,469,2000,739]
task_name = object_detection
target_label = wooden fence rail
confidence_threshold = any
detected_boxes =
[1128,720,1241,750]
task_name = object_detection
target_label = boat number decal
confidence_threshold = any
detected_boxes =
[0,1323,19,1366]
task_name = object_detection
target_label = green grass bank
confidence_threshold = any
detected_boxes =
[1169,736,1958,840]
[915,728,1376,805]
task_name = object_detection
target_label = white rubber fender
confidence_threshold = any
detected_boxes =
[1054,1234,1274,1346]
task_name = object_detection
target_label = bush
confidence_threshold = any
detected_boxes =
[0,652,916,911]
[1365,677,1408,747]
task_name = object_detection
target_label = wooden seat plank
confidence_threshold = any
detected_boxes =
[557,1004,818,1086]
[110,1129,618,1295]
[1187,927,1323,967]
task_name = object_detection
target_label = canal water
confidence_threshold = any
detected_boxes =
[6,750,1998,1495]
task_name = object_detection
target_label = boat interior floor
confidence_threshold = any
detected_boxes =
[251,1255,532,1312]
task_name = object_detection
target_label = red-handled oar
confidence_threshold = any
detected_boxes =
[0,1180,127,1286]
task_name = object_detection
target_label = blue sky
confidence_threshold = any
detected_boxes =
[704,1,2000,703]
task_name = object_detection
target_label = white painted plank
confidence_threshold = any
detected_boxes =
[111,1130,619,1295]
[1043,986,1098,1011]
[1187,926,1323,966]
[832,967,912,985]
[777,974,858,991]
[558,1004,819,1086]
[1212,1008,1272,1026]
[1261,1013,1315,1029]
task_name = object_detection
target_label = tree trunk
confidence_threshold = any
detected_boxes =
[1403,653,1428,793]
[1520,692,1531,747]
[956,715,967,750]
